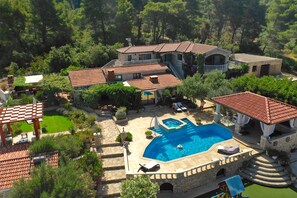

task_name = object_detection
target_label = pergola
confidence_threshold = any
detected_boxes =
[0,103,43,145]
[213,92,297,137]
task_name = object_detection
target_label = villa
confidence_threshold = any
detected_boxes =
[113,41,231,78]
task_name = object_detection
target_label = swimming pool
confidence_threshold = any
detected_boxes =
[143,118,232,162]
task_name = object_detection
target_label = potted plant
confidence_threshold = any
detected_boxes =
[145,130,153,139]
[195,117,202,125]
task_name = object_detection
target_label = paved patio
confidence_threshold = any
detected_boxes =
[116,105,259,174]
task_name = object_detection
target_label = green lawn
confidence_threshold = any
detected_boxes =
[243,184,297,198]
[12,110,73,134]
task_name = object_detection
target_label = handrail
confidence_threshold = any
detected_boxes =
[126,149,253,180]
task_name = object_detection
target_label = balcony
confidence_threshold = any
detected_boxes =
[120,59,160,66]
[204,64,228,73]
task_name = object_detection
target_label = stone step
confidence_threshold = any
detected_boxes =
[100,146,124,158]
[254,155,277,164]
[102,169,126,184]
[103,157,125,170]
[241,170,290,182]
[249,164,284,172]
[101,142,122,147]
[98,182,121,198]
[251,159,281,168]
[245,167,288,177]
[240,172,291,187]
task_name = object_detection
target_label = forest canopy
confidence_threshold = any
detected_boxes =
[0,0,296,77]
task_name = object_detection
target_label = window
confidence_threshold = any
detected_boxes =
[128,55,132,61]
[177,54,183,61]
[133,73,141,79]
[115,75,122,81]
[252,66,257,72]
[139,54,152,60]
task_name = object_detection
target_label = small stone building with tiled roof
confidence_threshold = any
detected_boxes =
[230,53,282,77]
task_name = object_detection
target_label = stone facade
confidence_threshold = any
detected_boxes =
[260,132,297,153]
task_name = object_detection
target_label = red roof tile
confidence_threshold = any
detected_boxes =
[0,144,59,190]
[69,68,106,88]
[117,42,218,54]
[105,63,167,75]
[126,74,181,90]
[213,92,297,124]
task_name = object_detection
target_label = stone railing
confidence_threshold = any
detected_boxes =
[261,131,297,152]
[125,149,253,180]
[204,64,228,73]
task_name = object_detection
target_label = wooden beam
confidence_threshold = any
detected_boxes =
[7,123,12,134]
[0,125,5,145]
[33,119,40,140]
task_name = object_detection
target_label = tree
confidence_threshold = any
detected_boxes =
[77,151,103,182]
[9,163,96,198]
[177,73,208,102]
[204,71,233,98]
[121,176,159,198]
[114,0,134,43]
[29,0,72,51]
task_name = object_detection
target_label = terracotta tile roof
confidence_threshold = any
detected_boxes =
[213,92,297,124]
[126,73,181,90]
[117,45,158,53]
[105,63,167,75]
[117,42,218,54]
[0,103,43,125]
[69,68,106,88]
[0,144,59,190]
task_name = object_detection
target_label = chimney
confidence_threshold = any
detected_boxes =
[149,75,158,83]
[107,70,115,82]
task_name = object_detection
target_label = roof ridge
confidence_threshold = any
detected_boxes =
[184,42,193,52]
[124,46,132,53]
[265,97,272,124]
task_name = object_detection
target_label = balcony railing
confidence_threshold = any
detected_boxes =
[204,64,228,73]
[120,59,160,66]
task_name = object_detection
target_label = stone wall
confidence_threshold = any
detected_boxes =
[260,132,297,153]
[126,150,253,193]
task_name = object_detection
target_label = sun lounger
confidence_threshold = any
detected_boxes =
[177,102,187,111]
[172,103,182,112]
[217,145,240,155]
[138,160,160,173]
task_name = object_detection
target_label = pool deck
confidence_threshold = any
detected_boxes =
[118,105,259,174]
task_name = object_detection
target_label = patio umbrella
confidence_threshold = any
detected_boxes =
[143,91,153,104]
[154,116,159,130]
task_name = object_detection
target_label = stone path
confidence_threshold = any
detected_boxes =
[97,118,126,198]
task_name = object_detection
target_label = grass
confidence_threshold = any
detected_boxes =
[242,183,297,198]
[197,182,297,198]
[12,110,73,134]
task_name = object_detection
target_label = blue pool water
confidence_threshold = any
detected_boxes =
[162,118,183,128]
[144,118,232,162]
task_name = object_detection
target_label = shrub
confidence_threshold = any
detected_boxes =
[115,110,127,120]
[121,176,159,198]
[145,130,153,137]
[86,115,96,127]
[116,132,133,143]
[64,102,72,110]
[68,125,76,135]
[29,136,57,155]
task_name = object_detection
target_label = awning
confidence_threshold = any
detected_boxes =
[224,175,245,197]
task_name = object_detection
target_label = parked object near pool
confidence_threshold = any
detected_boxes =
[218,145,240,155]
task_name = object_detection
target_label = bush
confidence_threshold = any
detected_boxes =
[116,132,133,143]
[145,130,153,137]
[121,176,159,198]
[64,102,72,110]
[115,110,127,120]
[29,136,57,155]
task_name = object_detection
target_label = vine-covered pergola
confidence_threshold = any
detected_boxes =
[0,103,43,145]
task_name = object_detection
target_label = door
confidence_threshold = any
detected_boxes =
[260,64,270,77]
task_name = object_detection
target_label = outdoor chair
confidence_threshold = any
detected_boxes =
[172,103,182,112]
[138,160,160,173]
[176,102,187,111]
[217,145,240,155]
